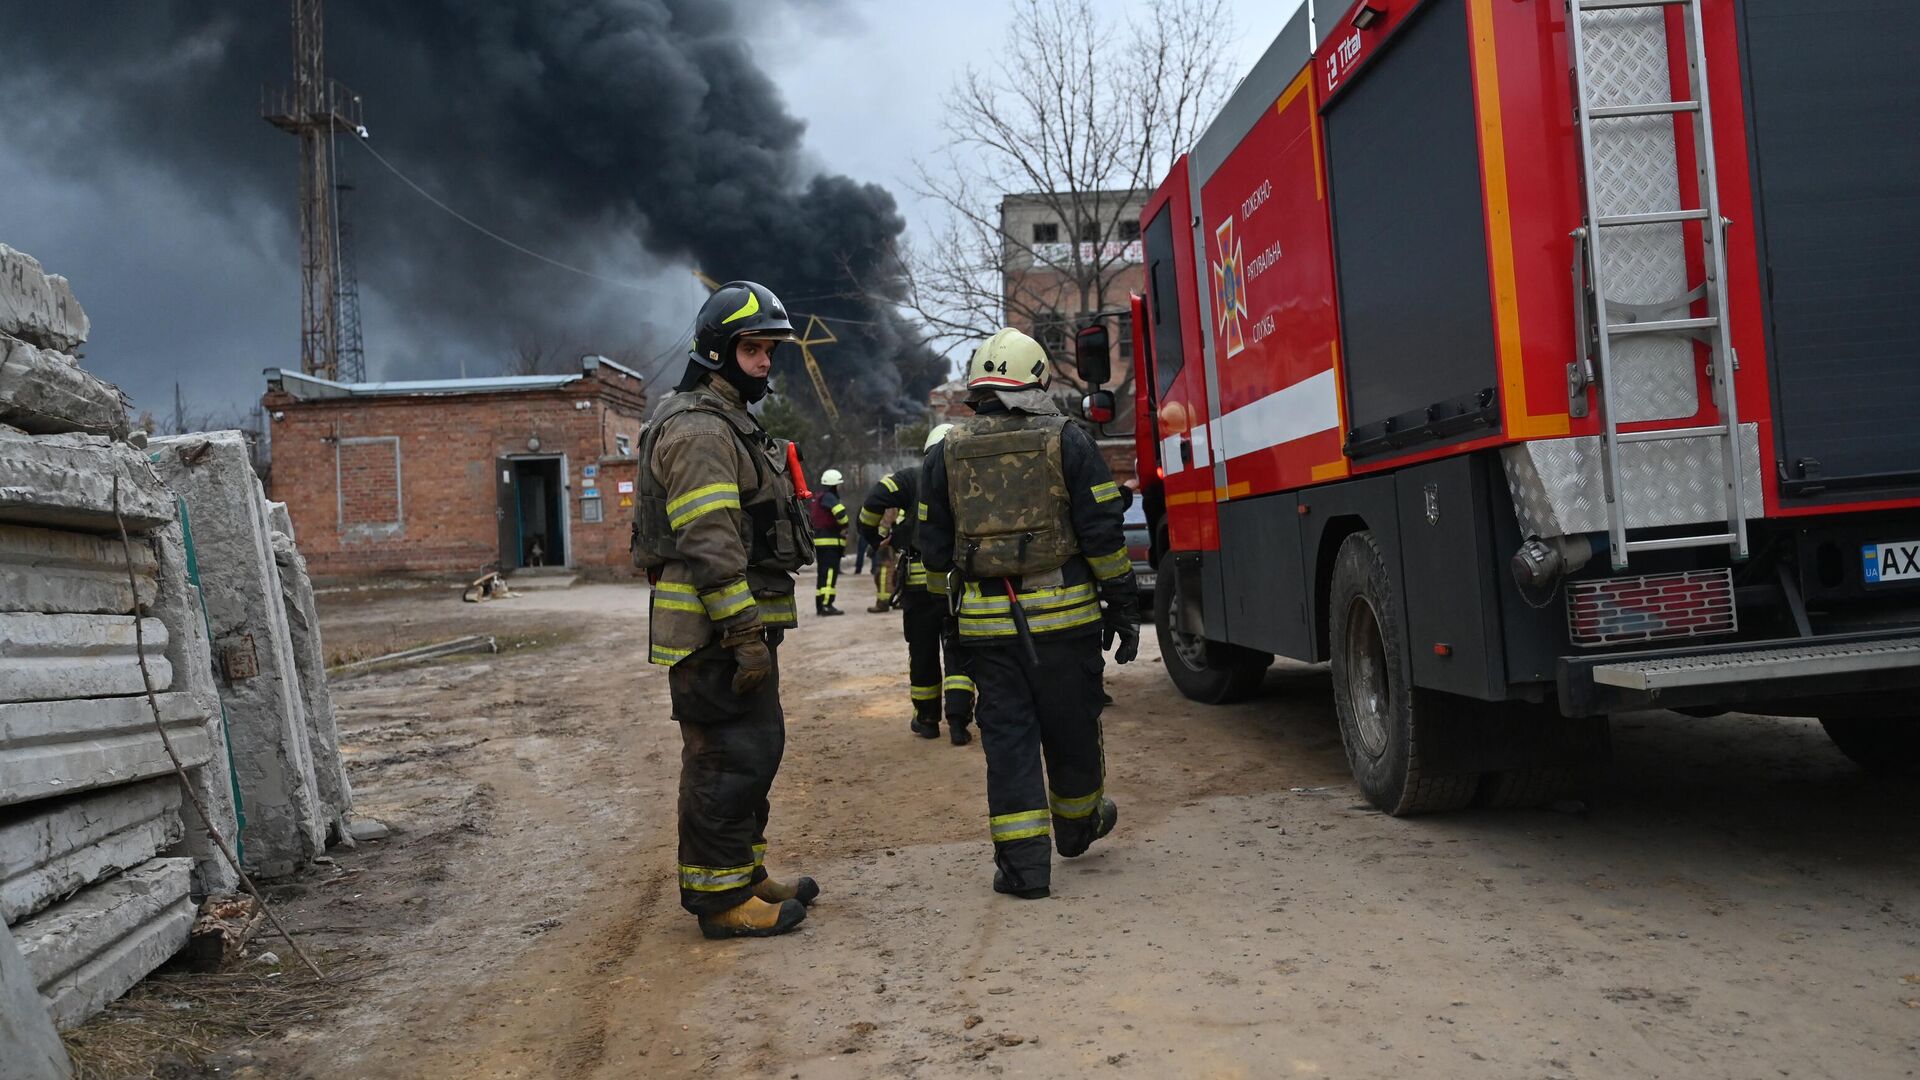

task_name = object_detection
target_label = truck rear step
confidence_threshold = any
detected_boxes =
[1591,636,1920,691]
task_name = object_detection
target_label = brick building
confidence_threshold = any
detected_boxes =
[261,356,648,579]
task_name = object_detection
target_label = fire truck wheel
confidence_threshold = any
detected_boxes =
[1817,716,1920,776]
[1153,553,1270,704]
[1329,532,1477,815]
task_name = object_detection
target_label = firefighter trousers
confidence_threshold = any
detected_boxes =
[814,549,844,610]
[901,591,974,729]
[671,640,785,916]
[970,632,1106,891]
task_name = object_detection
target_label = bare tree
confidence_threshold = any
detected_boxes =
[900,0,1235,410]
[504,337,577,376]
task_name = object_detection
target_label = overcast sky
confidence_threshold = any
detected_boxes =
[0,0,1308,424]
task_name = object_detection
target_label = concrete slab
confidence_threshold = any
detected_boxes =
[270,531,352,839]
[0,612,173,703]
[0,334,127,438]
[152,433,323,878]
[0,430,173,535]
[0,778,183,923]
[0,244,89,353]
[0,692,211,808]
[0,920,71,1080]
[0,523,157,616]
[146,519,239,896]
[15,858,193,1029]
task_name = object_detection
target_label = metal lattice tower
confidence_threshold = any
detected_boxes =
[333,174,367,383]
[263,0,363,382]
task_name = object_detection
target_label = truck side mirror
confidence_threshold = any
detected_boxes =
[1075,323,1111,387]
[1083,389,1116,426]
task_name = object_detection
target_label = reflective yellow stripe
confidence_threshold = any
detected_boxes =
[906,566,930,586]
[752,842,767,867]
[650,643,694,666]
[814,536,846,547]
[761,594,799,628]
[720,290,760,324]
[1049,787,1104,820]
[916,501,929,521]
[653,595,705,614]
[700,580,756,619]
[943,675,976,694]
[667,482,742,528]
[957,582,1096,616]
[656,581,698,594]
[859,508,883,526]
[957,600,1101,638]
[925,573,949,596]
[832,502,849,524]
[910,684,940,701]
[881,475,900,492]
[679,861,756,892]
[1090,481,1121,504]
[1088,547,1131,581]
[990,809,1051,842]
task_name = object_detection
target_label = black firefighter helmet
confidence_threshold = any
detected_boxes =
[678,280,800,393]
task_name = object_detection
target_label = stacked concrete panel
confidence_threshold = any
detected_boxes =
[152,433,327,877]
[0,918,72,1080]
[268,505,353,841]
[0,242,264,1031]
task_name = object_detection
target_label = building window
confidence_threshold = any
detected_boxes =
[336,436,402,540]
[1119,220,1141,242]
[581,496,604,523]
[1118,317,1133,363]
[1078,220,1101,243]
[1031,222,1059,244]
[616,433,631,456]
[1036,311,1067,358]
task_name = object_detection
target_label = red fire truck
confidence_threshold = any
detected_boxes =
[1100,0,1920,813]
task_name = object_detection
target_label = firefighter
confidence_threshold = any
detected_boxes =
[858,423,974,745]
[810,468,850,616]
[919,328,1140,899]
[630,280,818,940]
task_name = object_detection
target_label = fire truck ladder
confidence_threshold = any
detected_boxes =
[1568,0,1746,570]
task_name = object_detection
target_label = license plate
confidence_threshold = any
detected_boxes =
[1862,540,1920,584]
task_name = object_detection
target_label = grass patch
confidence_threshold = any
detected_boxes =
[60,951,381,1079]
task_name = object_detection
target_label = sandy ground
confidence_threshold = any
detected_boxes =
[216,580,1919,1079]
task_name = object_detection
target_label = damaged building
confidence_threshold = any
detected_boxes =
[260,359,649,580]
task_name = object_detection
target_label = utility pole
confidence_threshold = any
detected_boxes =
[263,0,364,382]
[334,172,367,383]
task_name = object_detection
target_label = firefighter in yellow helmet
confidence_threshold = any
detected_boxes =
[630,280,817,939]
[810,468,851,615]
[918,328,1140,898]
[858,423,975,744]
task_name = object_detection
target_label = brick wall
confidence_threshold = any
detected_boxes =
[264,368,646,579]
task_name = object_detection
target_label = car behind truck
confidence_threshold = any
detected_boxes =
[1115,0,1920,814]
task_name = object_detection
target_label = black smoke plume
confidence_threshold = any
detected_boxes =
[0,1,943,419]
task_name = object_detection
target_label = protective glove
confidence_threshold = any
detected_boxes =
[1100,580,1141,665]
[721,621,773,695]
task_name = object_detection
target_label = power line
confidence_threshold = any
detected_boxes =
[350,135,672,298]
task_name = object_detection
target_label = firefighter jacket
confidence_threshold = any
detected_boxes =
[859,467,932,593]
[810,489,850,549]
[919,395,1134,643]
[630,375,811,666]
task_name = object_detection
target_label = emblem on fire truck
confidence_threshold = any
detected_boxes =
[1213,217,1248,357]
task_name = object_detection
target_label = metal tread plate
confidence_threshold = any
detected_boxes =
[1591,636,1920,690]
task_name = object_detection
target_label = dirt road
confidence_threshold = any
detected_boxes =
[238,581,1918,1079]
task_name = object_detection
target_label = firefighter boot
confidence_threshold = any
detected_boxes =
[1056,798,1118,859]
[753,875,820,906]
[949,714,973,746]
[992,863,1050,900]
[910,706,941,739]
[697,896,807,940]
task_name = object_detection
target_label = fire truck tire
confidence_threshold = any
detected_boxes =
[1329,532,1477,815]
[1817,716,1920,776]
[1153,553,1270,704]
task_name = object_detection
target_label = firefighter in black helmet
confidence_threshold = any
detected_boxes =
[631,280,819,939]
[919,328,1140,899]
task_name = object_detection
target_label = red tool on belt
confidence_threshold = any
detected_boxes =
[785,441,812,500]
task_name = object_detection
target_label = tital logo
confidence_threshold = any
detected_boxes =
[1213,217,1247,357]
